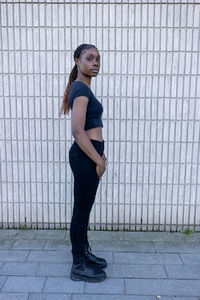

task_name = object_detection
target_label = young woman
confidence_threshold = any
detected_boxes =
[59,44,108,282]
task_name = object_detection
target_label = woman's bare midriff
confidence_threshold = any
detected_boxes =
[85,127,103,142]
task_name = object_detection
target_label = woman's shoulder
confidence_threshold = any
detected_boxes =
[69,81,92,97]
[71,81,91,90]
[68,81,91,108]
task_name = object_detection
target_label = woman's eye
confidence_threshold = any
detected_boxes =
[87,57,100,62]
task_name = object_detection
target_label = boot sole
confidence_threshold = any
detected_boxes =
[70,272,106,282]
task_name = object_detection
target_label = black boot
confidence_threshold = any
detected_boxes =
[84,243,107,269]
[70,255,107,282]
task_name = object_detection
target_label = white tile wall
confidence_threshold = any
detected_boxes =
[0,0,200,230]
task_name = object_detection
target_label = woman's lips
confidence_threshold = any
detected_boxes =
[91,69,98,72]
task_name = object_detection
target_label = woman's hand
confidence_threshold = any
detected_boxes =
[102,153,108,165]
[96,153,107,180]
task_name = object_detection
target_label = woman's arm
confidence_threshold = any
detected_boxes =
[73,131,103,165]
[71,95,104,165]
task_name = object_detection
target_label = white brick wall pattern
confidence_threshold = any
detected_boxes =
[0,0,200,231]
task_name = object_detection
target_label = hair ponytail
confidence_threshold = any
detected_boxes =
[59,64,78,116]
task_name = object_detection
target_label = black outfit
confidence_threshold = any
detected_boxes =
[68,81,104,258]
[68,80,104,130]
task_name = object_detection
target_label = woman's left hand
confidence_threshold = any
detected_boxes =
[102,153,108,166]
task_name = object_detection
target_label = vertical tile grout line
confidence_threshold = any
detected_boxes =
[164,0,175,231]
[129,0,136,231]
[45,2,50,230]
[0,2,3,228]
[138,1,143,230]
[181,0,192,231]
[146,0,151,231]
[31,0,38,229]
[186,1,195,230]
[57,0,61,229]
[152,2,161,232]
[106,1,111,230]
[69,0,73,231]
[19,0,26,230]
[118,0,122,230]
[111,0,116,230]
[5,1,11,228]
[158,1,169,232]
[96,0,102,231]
[177,0,189,232]
[169,1,176,232]
[62,1,67,230]
[51,0,56,230]
[123,0,129,231]
[26,1,33,230]
[171,1,181,232]
[134,0,138,232]
[187,0,198,230]
[12,1,18,229]
[151,0,159,231]
[193,8,200,231]
[100,1,107,230]
[91,0,97,231]
[38,1,44,229]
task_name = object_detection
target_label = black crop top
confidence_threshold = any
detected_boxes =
[68,81,103,131]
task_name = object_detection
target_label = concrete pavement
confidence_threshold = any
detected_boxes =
[0,229,199,299]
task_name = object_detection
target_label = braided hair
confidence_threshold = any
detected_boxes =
[59,43,98,116]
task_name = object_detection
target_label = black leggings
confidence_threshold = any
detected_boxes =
[69,138,104,257]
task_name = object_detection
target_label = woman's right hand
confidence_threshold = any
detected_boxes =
[96,158,106,180]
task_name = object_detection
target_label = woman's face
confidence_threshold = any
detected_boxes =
[75,48,100,77]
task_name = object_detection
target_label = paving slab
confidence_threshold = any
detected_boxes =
[114,252,182,265]
[72,295,155,300]
[154,297,198,300]
[0,240,14,250]
[0,229,199,299]
[43,239,72,250]
[0,230,19,239]
[36,262,70,277]
[0,262,38,276]
[0,292,29,299]
[81,230,126,241]
[125,232,170,241]
[1,276,46,292]
[180,253,200,265]
[84,278,125,294]
[0,277,7,290]
[90,240,155,252]
[43,276,84,293]
[28,293,71,300]
[35,230,66,240]
[106,263,167,278]
[0,229,37,239]
[125,278,200,296]
[11,239,45,250]
[26,250,72,263]
[165,265,200,279]
[167,232,200,242]
[72,296,199,300]
[0,250,29,262]
[154,241,200,253]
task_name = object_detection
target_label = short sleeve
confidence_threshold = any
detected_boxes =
[68,82,91,109]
